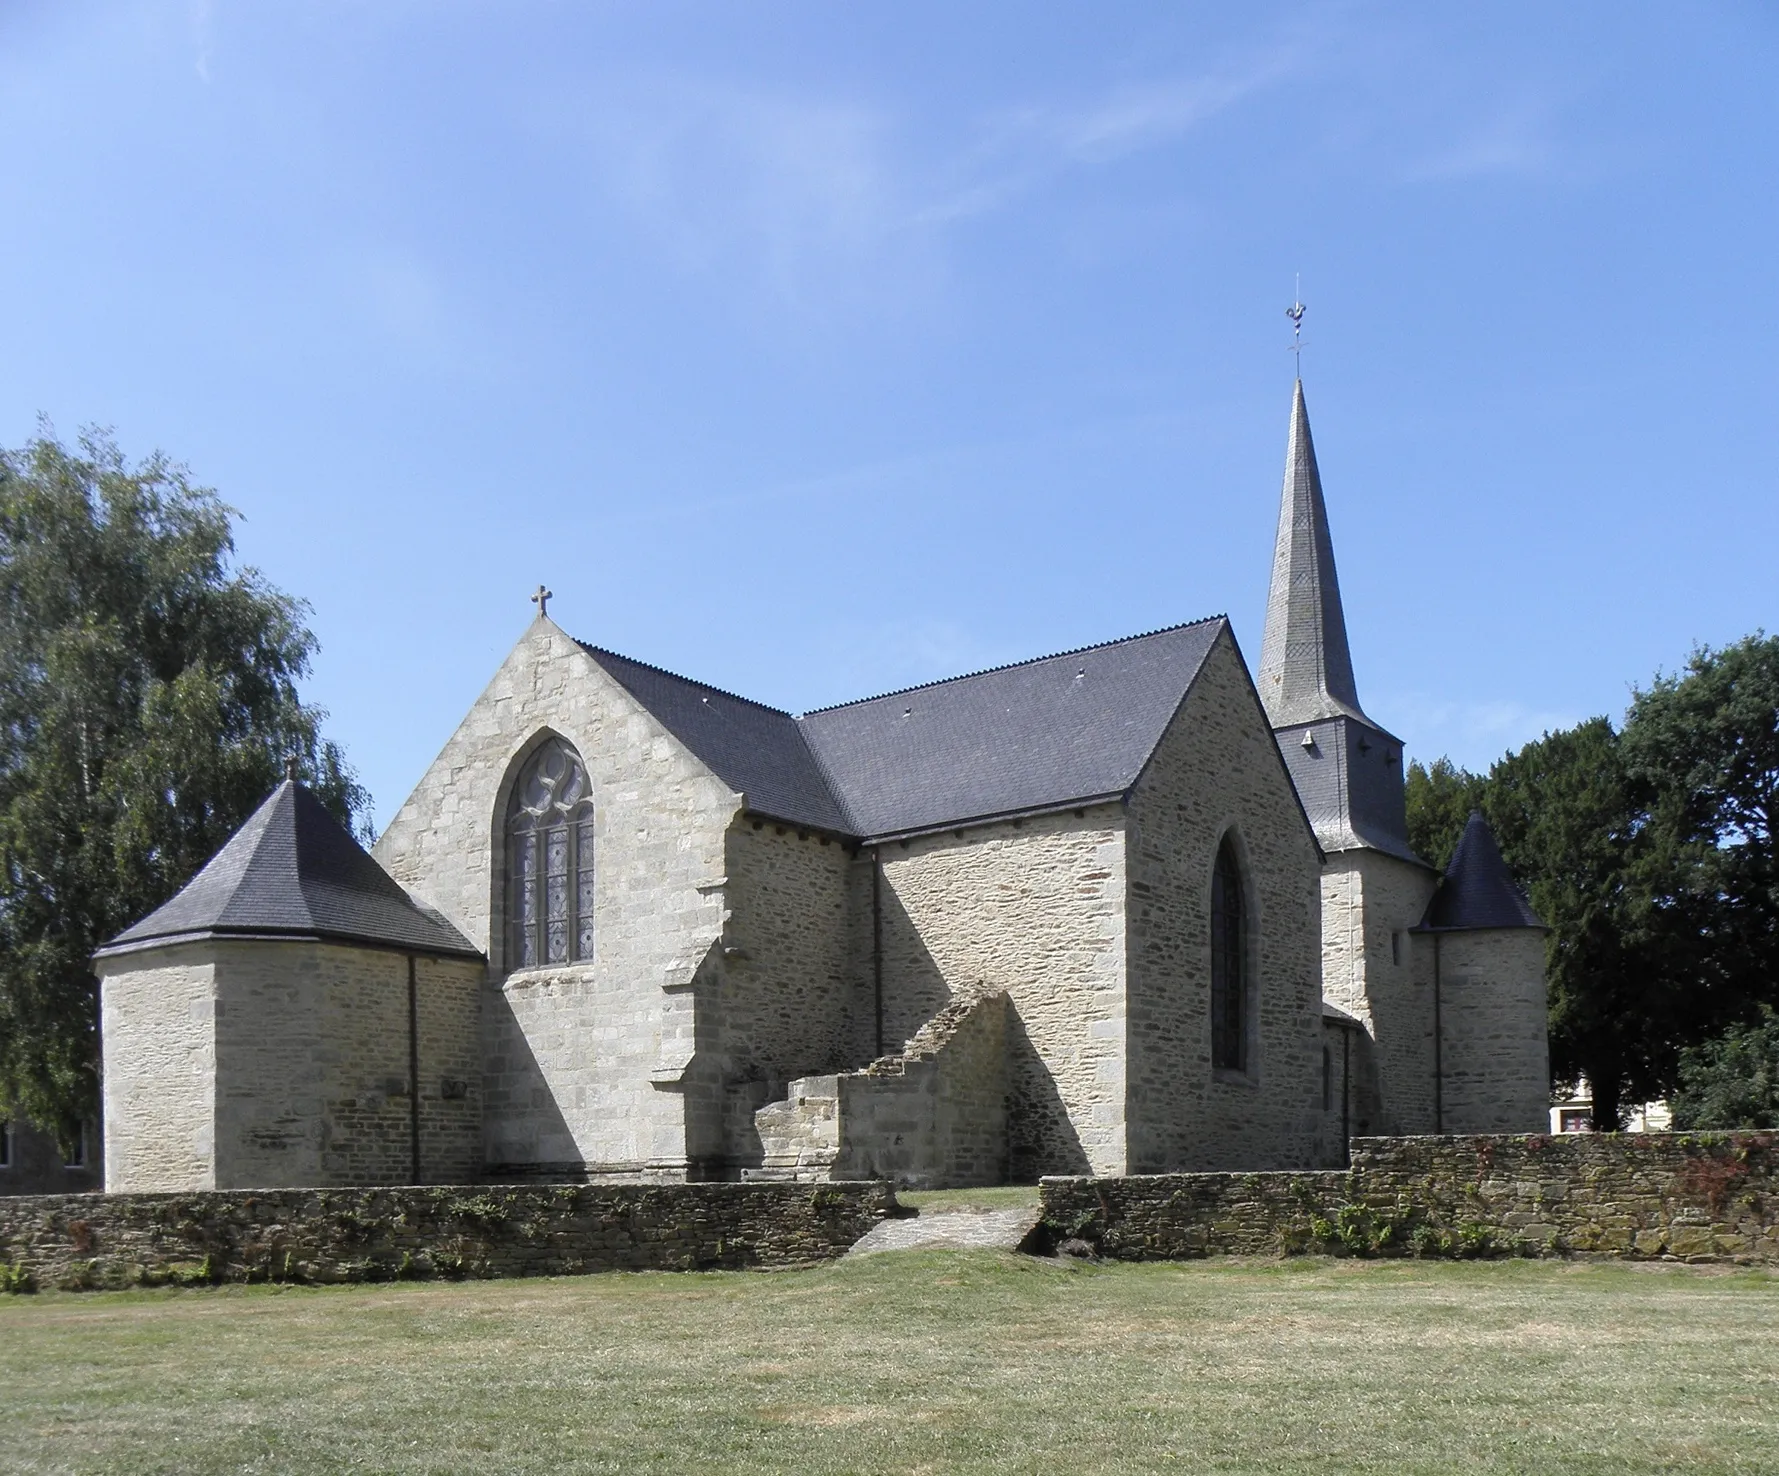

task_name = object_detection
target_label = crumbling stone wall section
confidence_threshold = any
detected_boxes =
[0,1181,895,1291]
[873,809,1125,1179]
[374,621,740,1179]
[1321,852,1439,1134]
[752,992,1009,1187]
[1123,631,1330,1172]
[1039,1133,1779,1263]
[1434,931,1550,1134]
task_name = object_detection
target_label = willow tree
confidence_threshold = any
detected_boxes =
[0,428,366,1138]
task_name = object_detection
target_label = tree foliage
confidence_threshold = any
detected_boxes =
[1622,634,1779,1013]
[1404,757,1485,872]
[1671,1010,1779,1130]
[1404,635,1779,1130]
[0,428,367,1135]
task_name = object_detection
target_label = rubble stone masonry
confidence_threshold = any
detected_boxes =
[873,807,1126,1178]
[0,1181,895,1290]
[1124,631,1330,1172]
[1039,1133,1779,1262]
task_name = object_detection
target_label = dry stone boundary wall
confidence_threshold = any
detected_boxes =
[1039,1133,1779,1263]
[0,1181,894,1291]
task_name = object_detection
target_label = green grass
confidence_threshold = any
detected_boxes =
[2,1254,1777,1474]
[897,1184,1041,1212]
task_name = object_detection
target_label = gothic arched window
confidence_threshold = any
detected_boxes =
[506,737,595,971]
[1210,836,1247,1072]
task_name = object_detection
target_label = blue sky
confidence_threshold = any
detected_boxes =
[2,3,1773,827]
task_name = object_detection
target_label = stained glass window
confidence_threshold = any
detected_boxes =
[1210,837,1247,1073]
[506,737,595,971]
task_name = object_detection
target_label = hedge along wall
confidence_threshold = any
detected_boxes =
[1039,1134,1779,1263]
[0,1181,896,1292]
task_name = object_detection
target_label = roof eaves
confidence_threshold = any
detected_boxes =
[94,925,485,963]
[856,791,1129,848]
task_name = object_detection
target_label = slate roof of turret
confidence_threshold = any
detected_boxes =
[1418,811,1544,931]
[96,781,482,959]
[579,618,1229,841]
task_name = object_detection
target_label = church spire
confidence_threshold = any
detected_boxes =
[1257,379,1369,728]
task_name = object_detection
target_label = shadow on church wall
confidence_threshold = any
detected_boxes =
[481,985,581,1180]
[1006,1007,1091,1181]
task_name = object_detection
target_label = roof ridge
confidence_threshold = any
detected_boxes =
[575,641,798,719]
[796,615,1227,717]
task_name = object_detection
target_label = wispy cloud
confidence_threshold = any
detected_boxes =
[534,44,1307,310]
[189,0,214,82]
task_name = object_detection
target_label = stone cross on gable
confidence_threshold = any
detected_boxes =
[531,584,552,619]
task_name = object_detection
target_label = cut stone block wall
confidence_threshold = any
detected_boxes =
[100,946,216,1192]
[1320,851,1439,1135]
[374,620,740,1178]
[752,992,1009,1187]
[0,1181,895,1290]
[872,811,1125,1179]
[1124,631,1332,1172]
[1039,1133,1779,1263]
[99,940,483,1193]
[1434,930,1550,1134]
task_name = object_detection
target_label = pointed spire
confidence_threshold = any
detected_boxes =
[1257,380,1368,727]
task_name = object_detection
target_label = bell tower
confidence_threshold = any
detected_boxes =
[1259,378,1439,1133]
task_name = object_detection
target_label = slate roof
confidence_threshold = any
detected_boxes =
[97,781,482,960]
[578,618,1228,841]
[799,619,1226,839]
[579,645,852,833]
[1256,379,1371,728]
[1418,812,1544,931]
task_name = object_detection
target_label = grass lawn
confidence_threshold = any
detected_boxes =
[2,1253,1776,1475]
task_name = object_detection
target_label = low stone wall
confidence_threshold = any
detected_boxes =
[0,1180,895,1292]
[1039,1134,1779,1263]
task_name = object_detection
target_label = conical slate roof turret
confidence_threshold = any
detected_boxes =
[1419,812,1543,930]
[1257,380,1369,728]
[96,779,481,959]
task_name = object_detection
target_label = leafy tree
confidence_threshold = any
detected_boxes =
[0,428,367,1138]
[1622,634,1779,1019]
[1405,756,1485,871]
[1670,1010,1779,1130]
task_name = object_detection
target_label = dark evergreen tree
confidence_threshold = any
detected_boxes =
[0,428,366,1138]
[1405,756,1485,870]
[1622,634,1779,1021]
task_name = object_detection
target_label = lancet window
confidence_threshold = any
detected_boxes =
[1210,836,1248,1073]
[506,736,596,971]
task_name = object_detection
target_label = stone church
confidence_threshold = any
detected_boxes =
[94,381,1549,1193]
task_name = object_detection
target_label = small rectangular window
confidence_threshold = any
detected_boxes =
[62,1122,86,1168]
[1391,931,1402,966]
[1321,1046,1333,1112]
[0,1121,11,1168]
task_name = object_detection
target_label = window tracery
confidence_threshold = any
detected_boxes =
[506,736,595,971]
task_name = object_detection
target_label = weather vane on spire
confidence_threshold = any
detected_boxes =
[1286,274,1306,378]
